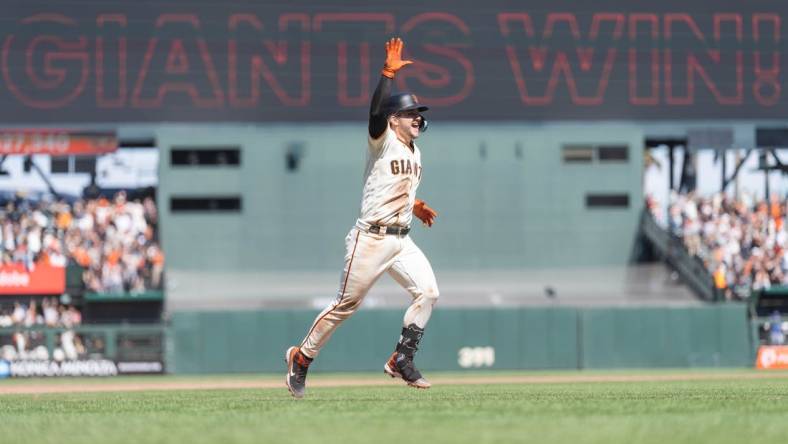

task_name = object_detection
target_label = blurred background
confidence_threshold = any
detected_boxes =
[0,0,785,377]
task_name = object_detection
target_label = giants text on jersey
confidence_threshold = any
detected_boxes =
[359,126,422,227]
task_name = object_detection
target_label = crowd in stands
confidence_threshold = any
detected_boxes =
[0,298,85,362]
[1,330,88,362]
[0,191,164,293]
[662,191,787,299]
[0,298,82,329]
[0,191,163,362]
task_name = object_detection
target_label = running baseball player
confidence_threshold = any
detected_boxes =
[286,37,440,398]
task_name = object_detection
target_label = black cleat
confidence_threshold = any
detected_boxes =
[384,352,431,389]
[285,346,311,398]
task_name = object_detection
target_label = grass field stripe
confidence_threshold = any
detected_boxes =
[5,371,788,444]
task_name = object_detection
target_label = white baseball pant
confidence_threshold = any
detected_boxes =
[299,225,439,358]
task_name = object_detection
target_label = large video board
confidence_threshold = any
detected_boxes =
[2,0,785,122]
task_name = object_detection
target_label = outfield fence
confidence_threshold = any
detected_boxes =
[167,304,752,374]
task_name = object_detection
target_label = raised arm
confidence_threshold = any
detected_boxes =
[368,76,393,139]
[369,38,412,139]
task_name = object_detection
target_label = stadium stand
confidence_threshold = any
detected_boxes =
[665,192,786,300]
[0,191,164,293]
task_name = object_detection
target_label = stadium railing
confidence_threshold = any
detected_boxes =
[640,209,722,302]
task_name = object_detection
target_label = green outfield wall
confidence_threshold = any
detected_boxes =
[167,304,753,374]
[158,123,643,271]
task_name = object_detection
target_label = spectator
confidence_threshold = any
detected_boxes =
[12,331,26,356]
[11,302,24,325]
[42,297,59,327]
[60,330,78,361]
[0,309,12,328]
[23,300,38,327]
[769,310,785,345]
[60,305,82,329]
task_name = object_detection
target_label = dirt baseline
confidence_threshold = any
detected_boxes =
[2,371,788,395]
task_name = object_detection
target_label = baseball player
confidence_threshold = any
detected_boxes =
[286,37,440,398]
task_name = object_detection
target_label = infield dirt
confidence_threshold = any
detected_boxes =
[2,369,787,395]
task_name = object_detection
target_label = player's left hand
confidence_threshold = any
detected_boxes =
[414,199,437,227]
[382,37,413,79]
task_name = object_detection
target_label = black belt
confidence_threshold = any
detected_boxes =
[369,225,410,236]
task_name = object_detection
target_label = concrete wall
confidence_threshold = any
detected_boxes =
[156,123,644,304]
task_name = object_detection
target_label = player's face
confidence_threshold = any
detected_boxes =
[394,110,424,140]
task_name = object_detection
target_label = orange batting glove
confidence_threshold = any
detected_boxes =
[381,37,413,79]
[413,199,437,227]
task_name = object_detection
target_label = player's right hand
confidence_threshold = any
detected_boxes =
[382,37,413,79]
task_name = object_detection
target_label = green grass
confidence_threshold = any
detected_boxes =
[1,372,788,444]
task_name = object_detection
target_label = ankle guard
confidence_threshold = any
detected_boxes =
[395,324,425,357]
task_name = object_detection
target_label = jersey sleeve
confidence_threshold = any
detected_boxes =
[368,125,394,155]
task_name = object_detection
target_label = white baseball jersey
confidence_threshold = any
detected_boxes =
[358,126,423,227]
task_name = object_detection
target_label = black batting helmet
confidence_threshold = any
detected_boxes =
[384,93,429,132]
[383,93,429,116]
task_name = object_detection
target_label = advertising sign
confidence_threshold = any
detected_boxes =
[0,130,117,155]
[755,345,788,370]
[0,263,66,295]
[0,360,165,378]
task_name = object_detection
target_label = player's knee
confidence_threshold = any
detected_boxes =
[422,286,439,305]
[337,296,363,312]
